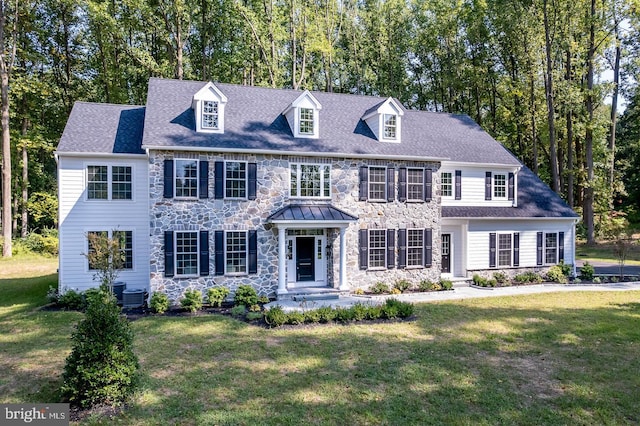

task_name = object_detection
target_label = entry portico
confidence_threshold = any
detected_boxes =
[267,204,358,295]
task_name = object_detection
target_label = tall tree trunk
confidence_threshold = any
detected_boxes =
[565,49,574,207]
[608,13,621,195]
[530,70,538,174]
[20,116,27,238]
[584,0,596,244]
[543,0,560,193]
[0,0,14,257]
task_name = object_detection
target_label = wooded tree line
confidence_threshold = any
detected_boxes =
[1,0,640,256]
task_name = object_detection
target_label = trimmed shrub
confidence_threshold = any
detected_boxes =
[258,295,270,305]
[234,285,258,307]
[287,311,305,325]
[472,274,487,286]
[546,265,568,283]
[559,260,572,277]
[180,289,203,313]
[304,309,322,323]
[150,292,170,314]
[493,272,509,285]
[351,303,368,321]
[418,279,433,292]
[353,288,365,295]
[440,279,453,290]
[58,289,85,311]
[391,288,402,295]
[370,281,390,294]
[265,305,287,327]
[62,291,139,408]
[393,279,411,293]
[246,311,263,321]
[514,271,543,284]
[579,262,595,281]
[84,288,104,307]
[335,307,356,323]
[231,305,246,317]
[207,287,230,307]
[317,306,336,323]
[593,276,602,284]
[365,305,383,320]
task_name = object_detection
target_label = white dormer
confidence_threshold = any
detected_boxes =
[282,90,322,139]
[192,82,228,134]
[362,97,404,143]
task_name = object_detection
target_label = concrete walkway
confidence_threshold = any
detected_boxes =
[266,282,640,312]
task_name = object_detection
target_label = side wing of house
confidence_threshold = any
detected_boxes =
[56,103,150,293]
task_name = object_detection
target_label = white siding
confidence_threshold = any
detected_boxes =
[58,156,150,292]
[440,165,517,207]
[441,224,465,277]
[466,219,575,270]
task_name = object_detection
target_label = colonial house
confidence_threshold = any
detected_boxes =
[56,78,578,302]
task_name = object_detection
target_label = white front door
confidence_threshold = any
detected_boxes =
[286,232,327,287]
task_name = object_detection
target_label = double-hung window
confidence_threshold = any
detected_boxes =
[407,168,424,201]
[494,174,507,199]
[88,165,132,200]
[545,232,558,264]
[498,234,512,267]
[407,229,424,267]
[441,172,453,197]
[290,164,331,198]
[368,167,387,201]
[299,108,314,135]
[383,114,397,139]
[225,162,247,198]
[226,231,247,274]
[175,160,198,198]
[368,229,386,269]
[202,101,219,129]
[87,230,133,271]
[175,231,199,276]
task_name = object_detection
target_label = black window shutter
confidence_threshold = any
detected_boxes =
[248,230,258,274]
[424,228,432,267]
[558,232,565,262]
[199,161,209,199]
[359,229,368,270]
[386,229,395,269]
[508,172,515,201]
[248,163,257,200]
[214,230,225,275]
[199,230,209,276]
[386,167,395,202]
[163,160,174,198]
[489,232,496,268]
[425,169,432,202]
[359,166,368,201]
[536,232,543,265]
[398,167,407,202]
[398,229,407,269]
[485,171,492,200]
[455,170,462,200]
[513,232,520,267]
[214,161,224,199]
[164,231,174,277]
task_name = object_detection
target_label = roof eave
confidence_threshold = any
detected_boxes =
[54,151,147,158]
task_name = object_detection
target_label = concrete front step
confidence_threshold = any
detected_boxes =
[278,287,349,301]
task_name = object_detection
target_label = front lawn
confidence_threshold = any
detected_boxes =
[1,256,640,425]
[576,238,640,265]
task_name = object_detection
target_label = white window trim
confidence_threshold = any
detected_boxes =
[224,161,248,200]
[382,114,398,141]
[441,171,453,199]
[406,167,425,202]
[299,108,315,135]
[201,100,220,130]
[86,229,135,272]
[225,230,249,276]
[174,159,199,200]
[367,229,387,270]
[406,228,425,268]
[86,164,134,201]
[193,82,227,134]
[493,173,507,200]
[544,232,559,265]
[497,233,513,267]
[174,231,200,278]
[368,166,388,202]
[289,163,331,199]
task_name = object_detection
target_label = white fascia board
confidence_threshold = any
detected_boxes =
[269,220,353,229]
[54,151,148,159]
[441,161,521,171]
[361,97,404,121]
[282,90,323,115]
[443,216,578,221]
[142,144,448,162]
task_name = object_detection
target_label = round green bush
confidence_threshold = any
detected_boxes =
[150,292,170,314]
[265,305,287,327]
[180,289,203,313]
[62,291,139,408]
[207,286,230,307]
[579,261,595,281]
[234,285,258,307]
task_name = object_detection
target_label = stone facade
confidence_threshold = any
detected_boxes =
[149,150,443,303]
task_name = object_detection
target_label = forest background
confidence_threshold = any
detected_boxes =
[1,0,639,257]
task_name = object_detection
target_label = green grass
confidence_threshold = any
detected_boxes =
[576,240,640,265]
[2,256,640,425]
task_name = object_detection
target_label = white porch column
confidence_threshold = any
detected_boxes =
[277,226,288,295]
[338,227,349,290]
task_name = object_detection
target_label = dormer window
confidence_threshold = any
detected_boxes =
[283,90,322,139]
[202,101,219,129]
[299,108,314,134]
[362,97,404,143]
[383,114,397,139]
[192,82,227,134]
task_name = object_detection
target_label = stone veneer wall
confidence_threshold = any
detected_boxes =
[149,150,442,303]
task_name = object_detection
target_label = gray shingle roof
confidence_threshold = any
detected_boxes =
[57,102,145,154]
[141,78,520,165]
[268,204,358,222]
[442,167,578,218]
